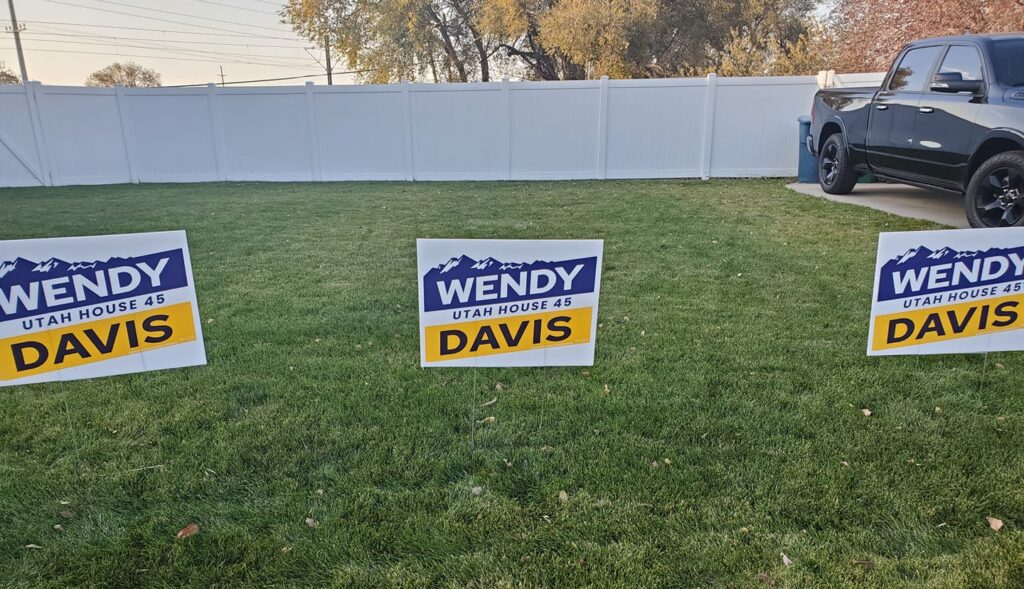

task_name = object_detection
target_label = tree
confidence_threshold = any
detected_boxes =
[85,62,161,87]
[715,24,836,77]
[0,62,19,85]
[284,0,820,81]
[829,0,1024,73]
[283,0,496,83]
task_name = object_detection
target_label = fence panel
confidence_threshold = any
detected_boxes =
[0,72,887,189]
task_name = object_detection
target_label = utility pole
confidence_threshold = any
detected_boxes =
[219,66,225,86]
[322,16,332,85]
[6,0,28,83]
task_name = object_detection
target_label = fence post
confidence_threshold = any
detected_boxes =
[501,77,512,180]
[304,81,322,181]
[114,85,140,183]
[207,83,227,181]
[400,82,415,181]
[700,73,718,180]
[24,81,53,186]
[597,75,609,179]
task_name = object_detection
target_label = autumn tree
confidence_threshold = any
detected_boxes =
[283,0,496,83]
[284,0,821,81]
[85,62,161,87]
[829,0,1024,72]
[0,62,19,85]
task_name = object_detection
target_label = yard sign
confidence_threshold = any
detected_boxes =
[417,239,603,367]
[868,228,1024,356]
[0,231,206,386]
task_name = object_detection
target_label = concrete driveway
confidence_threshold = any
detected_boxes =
[786,182,968,228]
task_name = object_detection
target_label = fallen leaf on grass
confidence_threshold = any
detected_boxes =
[852,560,876,569]
[24,544,42,549]
[739,527,750,534]
[988,517,1004,532]
[756,572,775,585]
[53,524,64,532]
[281,546,290,553]
[477,416,496,426]
[604,384,611,396]
[840,461,850,468]
[59,500,70,506]
[995,363,1005,370]
[481,397,497,408]
[305,517,319,529]
[59,509,75,519]
[781,553,793,567]
[934,406,942,414]
[860,408,874,417]
[581,370,591,378]
[176,523,200,539]
[495,382,505,391]
[471,486,482,496]
[558,490,568,502]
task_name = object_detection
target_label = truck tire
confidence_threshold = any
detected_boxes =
[818,133,858,195]
[965,151,1024,228]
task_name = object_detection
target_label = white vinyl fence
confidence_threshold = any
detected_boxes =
[0,73,884,188]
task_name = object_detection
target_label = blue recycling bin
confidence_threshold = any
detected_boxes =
[797,116,816,183]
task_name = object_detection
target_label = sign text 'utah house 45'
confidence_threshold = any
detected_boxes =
[417,240,603,367]
[0,231,206,386]
[869,228,1024,355]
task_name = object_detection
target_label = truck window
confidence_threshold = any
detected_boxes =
[990,39,1024,87]
[938,46,984,82]
[887,46,943,92]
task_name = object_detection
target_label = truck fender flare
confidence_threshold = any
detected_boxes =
[817,116,849,154]
[967,128,1024,180]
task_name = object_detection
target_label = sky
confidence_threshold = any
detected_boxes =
[0,0,357,86]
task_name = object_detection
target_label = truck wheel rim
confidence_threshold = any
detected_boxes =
[976,167,1024,227]
[821,143,839,185]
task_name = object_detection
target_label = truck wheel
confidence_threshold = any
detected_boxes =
[818,133,857,195]
[965,151,1024,228]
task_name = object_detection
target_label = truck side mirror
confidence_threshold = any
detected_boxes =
[930,72,983,94]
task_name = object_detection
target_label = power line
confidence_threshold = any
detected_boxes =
[0,46,323,68]
[76,0,288,32]
[18,36,315,63]
[25,30,309,49]
[23,20,304,41]
[189,0,279,16]
[165,67,379,87]
[43,0,290,38]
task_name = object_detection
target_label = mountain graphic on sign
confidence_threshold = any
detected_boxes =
[0,256,133,286]
[425,255,552,281]
[880,245,1024,274]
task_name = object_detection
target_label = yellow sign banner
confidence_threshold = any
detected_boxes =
[871,294,1023,352]
[424,306,593,362]
[0,302,197,380]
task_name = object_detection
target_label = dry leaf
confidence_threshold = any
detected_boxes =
[24,544,42,549]
[581,370,591,378]
[861,408,874,417]
[481,397,497,408]
[477,416,496,426]
[997,416,1007,422]
[650,460,660,469]
[503,458,513,468]
[756,572,775,585]
[995,363,1006,370]
[640,330,646,337]
[471,486,482,496]
[841,461,850,468]
[495,382,505,391]
[663,458,671,465]
[59,509,75,519]
[281,546,291,553]
[604,384,611,396]
[988,517,1004,532]
[176,523,200,539]
[934,406,942,414]
[852,560,876,569]
[59,500,70,506]
[305,517,319,529]
[739,527,750,534]
[316,489,324,496]
[558,490,569,502]
[53,524,64,532]
[781,553,793,567]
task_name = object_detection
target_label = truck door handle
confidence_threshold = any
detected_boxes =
[919,107,935,113]
[875,104,889,110]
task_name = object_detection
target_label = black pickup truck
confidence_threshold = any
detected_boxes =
[808,34,1024,227]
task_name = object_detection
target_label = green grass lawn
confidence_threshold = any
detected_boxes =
[1,180,1022,588]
